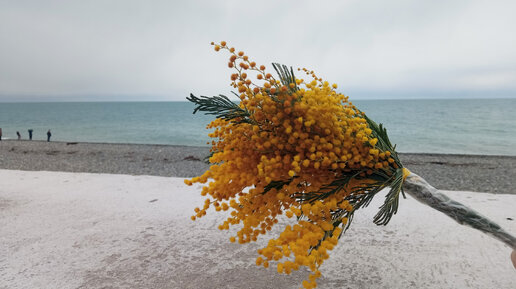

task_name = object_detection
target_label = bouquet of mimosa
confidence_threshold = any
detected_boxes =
[185,42,516,289]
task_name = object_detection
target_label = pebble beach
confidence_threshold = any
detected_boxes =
[0,139,515,194]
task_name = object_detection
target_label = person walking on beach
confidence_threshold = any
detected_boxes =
[17,131,21,140]
[47,130,52,142]
[0,127,2,141]
[28,129,33,140]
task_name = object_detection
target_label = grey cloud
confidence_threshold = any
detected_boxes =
[0,0,515,101]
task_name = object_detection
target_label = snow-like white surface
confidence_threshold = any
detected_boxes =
[0,169,515,289]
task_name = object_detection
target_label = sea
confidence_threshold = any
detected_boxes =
[0,98,515,156]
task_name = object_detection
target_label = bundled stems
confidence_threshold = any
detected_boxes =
[403,172,516,250]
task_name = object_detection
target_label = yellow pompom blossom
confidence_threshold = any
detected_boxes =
[186,41,405,288]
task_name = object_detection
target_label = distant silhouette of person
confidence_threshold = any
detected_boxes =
[17,131,21,140]
[47,130,51,142]
[28,129,33,140]
[0,127,2,141]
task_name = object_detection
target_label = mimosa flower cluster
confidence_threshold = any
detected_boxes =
[186,41,400,288]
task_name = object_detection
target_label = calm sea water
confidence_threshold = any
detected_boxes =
[0,99,515,156]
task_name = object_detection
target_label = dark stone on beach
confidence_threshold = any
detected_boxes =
[183,155,201,161]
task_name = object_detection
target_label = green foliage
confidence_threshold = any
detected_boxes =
[272,63,298,93]
[187,93,254,124]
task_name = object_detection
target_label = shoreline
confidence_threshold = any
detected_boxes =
[1,140,515,194]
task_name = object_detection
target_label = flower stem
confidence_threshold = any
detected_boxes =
[403,172,516,250]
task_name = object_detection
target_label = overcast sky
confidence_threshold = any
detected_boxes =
[1,0,515,101]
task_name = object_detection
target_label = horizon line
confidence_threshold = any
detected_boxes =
[1,95,516,104]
